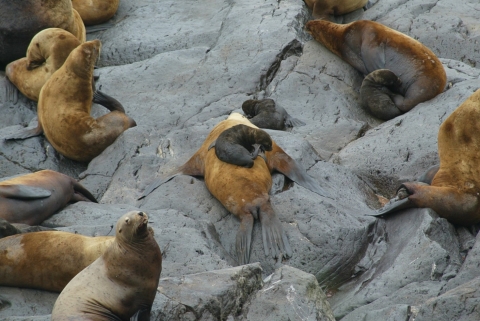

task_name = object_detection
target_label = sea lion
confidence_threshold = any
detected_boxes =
[303,0,368,20]
[52,211,162,320]
[305,20,447,120]
[0,231,114,292]
[72,0,120,26]
[5,39,136,162]
[242,99,306,130]
[0,0,86,67]
[5,28,82,102]
[373,89,480,226]
[0,170,97,226]
[208,124,273,168]
[140,113,331,265]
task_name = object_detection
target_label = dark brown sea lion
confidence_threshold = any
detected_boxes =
[373,89,480,226]
[0,0,86,67]
[303,0,368,20]
[72,0,120,26]
[4,40,136,162]
[208,124,273,168]
[305,20,447,120]
[140,113,330,265]
[52,211,162,320]
[0,231,113,292]
[0,170,97,226]
[5,28,81,102]
[242,99,306,130]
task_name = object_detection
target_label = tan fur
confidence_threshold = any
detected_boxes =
[37,40,136,162]
[6,29,81,101]
[0,231,113,292]
[304,0,368,19]
[72,0,120,25]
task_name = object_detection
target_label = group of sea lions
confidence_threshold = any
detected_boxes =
[0,0,479,319]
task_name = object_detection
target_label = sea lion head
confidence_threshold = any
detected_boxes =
[116,211,150,240]
[304,20,343,57]
[66,39,101,79]
[242,99,276,118]
[251,127,273,152]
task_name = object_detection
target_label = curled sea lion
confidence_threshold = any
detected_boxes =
[0,170,97,226]
[72,0,120,26]
[0,0,86,67]
[242,99,306,130]
[0,231,113,292]
[5,28,81,101]
[5,39,136,162]
[140,113,331,265]
[52,211,162,320]
[373,89,480,226]
[208,124,273,168]
[305,20,446,120]
[303,0,368,20]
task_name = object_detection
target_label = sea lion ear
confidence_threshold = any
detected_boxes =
[125,217,130,224]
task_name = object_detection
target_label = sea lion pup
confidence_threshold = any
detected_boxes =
[242,99,306,130]
[208,124,273,168]
[305,20,446,120]
[372,89,480,226]
[303,0,368,20]
[5,40,136,162]
[140,113,331,264]
[52,211,162,320]
[72,0,120,26]
[0,170,97,226]
[5,28,82,102]
[0,0,86,66]
[0,231,114,292]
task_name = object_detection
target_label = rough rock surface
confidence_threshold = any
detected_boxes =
[2,0,480,320]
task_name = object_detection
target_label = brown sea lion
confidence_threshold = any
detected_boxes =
[140,113,330,265]
[208,124,273,168]
[0,231,114,292]
[5,39,136,162]
[5,28,81,102]
[242,99,306,130]
[303,0,368,20]
[373,89,480,226]
[0,1,86,67]
[72,0,120,26]
[52,211,162,320]
[305,20,447,120]
[0,170,97,226]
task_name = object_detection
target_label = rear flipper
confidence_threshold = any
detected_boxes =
[284,114,306,128]
[259,206,292,260]
[236,214,254,265]
[0,219,22,238]
[369,185,414,217]
[417,164,440,185]
[3,123,43,141]
[361,69,403,120]
[93,90,126,113]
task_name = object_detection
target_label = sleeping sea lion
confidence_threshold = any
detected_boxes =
[305,20,446,120]
[373,89,480,226]
[242,98,306,130]
[4,39,136,162]
[0,0,86,67]
[140,113,331,265]
[0,170,97,226]
[0,231,113,292]
[52,211,162,320]
[208,124,273,168]
[72,0,120,26]
[303,0,368,20]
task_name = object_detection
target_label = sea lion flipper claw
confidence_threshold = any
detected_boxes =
[92,90,126,113]
[0,184,52,199]
[236,214,254,265]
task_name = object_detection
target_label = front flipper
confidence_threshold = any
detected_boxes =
[268,146,331,199]
[259,206,292,260]
[236,214,254,265]
[0,219,22,239]
[72,181,98,203]
[3,123,44,140]
[360,69,403,120]
[93,90,126,113]
[0,184,51,199]
[284,114,306,128]
[369,186,414,217]
[417,164,440,185]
